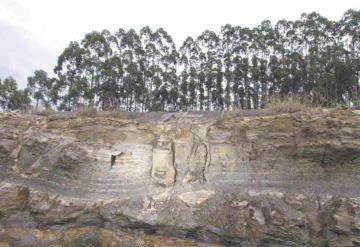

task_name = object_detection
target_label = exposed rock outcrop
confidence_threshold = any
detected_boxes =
[0,109,360,246]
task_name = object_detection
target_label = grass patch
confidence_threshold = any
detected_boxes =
[74,107,140,119]
[101,108,139,119]
[75,106,98,117]
[266,94,309,113]
[28,108,56,116]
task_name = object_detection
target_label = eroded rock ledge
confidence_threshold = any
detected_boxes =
[1,109,360,246]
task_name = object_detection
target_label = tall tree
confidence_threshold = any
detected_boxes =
[179,37,202,110]
[0,77,30,111]
[54,41,88,111]
[27,70,54,109]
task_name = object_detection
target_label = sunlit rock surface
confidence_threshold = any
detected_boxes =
[1,109,360,246]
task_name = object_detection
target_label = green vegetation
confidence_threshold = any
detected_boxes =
[0,77,31,111]
[266,94,309,113]
[1,9,360,112]
[75,106,98,117]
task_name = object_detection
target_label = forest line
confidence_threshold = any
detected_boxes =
[0,9,359,112]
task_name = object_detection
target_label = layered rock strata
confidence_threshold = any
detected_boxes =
[0,109,360,246]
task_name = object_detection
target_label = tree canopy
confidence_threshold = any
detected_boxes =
[0,77,30,111]
[1,9,360,112]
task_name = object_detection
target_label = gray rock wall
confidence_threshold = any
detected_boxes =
[0,109,360,246]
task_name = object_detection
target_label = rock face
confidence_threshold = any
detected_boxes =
[1,109,360,246]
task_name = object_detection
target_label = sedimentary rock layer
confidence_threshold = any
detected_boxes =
[0,109,360,246]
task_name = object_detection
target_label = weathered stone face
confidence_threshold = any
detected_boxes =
[0,109,360,246]
[151,148,176,186]
[0,184,29,217]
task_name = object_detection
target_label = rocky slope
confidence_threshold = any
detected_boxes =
[0,109,360,246]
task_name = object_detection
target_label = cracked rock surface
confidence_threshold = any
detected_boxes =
[1,109,360,246]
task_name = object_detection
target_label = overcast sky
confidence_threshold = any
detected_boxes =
[1,0,359,87]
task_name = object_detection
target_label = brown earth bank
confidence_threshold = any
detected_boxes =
[1,109,360,246]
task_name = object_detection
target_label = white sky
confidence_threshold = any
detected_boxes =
[0,0,359,87]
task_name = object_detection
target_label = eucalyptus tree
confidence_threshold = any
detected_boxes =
[213,59,224,110]
[140,27,163,111]
[27,70,54,109]
[97,30,124,110]
[250,55,260,108]
[179,37,202,110]
[234,27,254,109]
[223,60,232,110]
[341,9,360,52]
[81,30,113,107]
[99,55,123,110]
[111,28,127,109]
[220,24,236,109]
[54,41,88,111]
[0,77,30,111]
[197,30,221,110]
[258,59,268,108]
[115,29,144,111]
[3,76,20,110]
[239,57,250,108]
[268,55,281,95]
[152,28,179,111]
[139,26,158,111]
[340,9,360,106]
[273,20,291,94]
[250,21,273,105]
[9,88,31,112]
